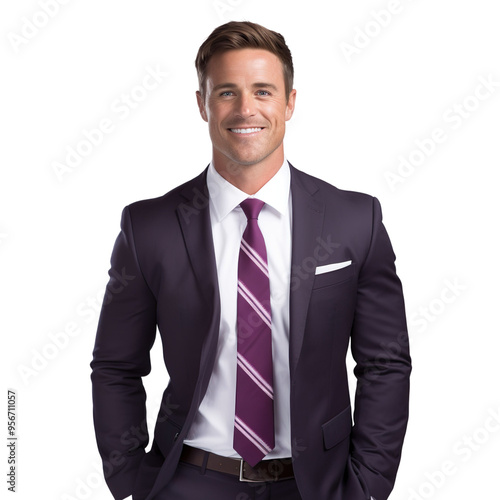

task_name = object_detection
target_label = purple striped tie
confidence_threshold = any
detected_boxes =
[233,198,275,467]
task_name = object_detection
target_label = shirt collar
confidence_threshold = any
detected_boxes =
[207,158,290,223]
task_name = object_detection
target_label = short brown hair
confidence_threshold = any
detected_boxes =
[195,21,294,100]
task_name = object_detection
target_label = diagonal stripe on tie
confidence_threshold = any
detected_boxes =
[237,353,273,399]
[237,280,272,328]
[240,238,269,277]
[235,416,273,455]
[234,198,275,467]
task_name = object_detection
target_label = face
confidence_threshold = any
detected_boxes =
[196,48,296,172]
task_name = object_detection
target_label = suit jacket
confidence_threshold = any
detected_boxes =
[90,162,411,500]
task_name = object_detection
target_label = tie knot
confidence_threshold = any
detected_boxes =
[240,198,265,220]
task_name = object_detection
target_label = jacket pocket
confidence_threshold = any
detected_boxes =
[322,405,352,450]
[312,262,355,290]
[154,416,182,458]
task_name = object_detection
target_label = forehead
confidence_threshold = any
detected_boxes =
[205,48,285,88]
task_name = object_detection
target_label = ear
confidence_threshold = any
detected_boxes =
[196,90,208,122]
[285,89,297,121]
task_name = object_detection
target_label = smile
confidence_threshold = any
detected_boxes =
[229,127,263,134]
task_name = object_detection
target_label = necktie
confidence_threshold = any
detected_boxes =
[233,198,275,467]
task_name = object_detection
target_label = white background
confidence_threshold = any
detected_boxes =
[2,1,499,499]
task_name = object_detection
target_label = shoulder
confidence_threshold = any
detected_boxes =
[123,168,208,224]
[289,162,378,213]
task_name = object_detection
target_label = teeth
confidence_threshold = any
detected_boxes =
[230,128,262,134]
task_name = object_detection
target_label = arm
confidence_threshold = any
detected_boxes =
[90,206,157,500]
[350,197,411,500]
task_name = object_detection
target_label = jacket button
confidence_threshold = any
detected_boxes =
[173,432,179,441]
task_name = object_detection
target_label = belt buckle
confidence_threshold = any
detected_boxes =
[239,460,263,483]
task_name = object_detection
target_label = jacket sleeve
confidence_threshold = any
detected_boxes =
[90,205,157,500]
[349,197,412,500]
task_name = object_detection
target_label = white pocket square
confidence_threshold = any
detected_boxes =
[315,260,352,275]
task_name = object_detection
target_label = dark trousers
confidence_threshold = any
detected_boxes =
[152,461,302,500]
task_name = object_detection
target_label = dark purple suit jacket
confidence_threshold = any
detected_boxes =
[90,163,411,500]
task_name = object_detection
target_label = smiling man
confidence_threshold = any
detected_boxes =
[196,47,295,194]
[91,21,411,500]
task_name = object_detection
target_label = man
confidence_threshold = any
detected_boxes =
[91,21,411,500]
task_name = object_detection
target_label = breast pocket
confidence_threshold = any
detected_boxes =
[312,261,355,290]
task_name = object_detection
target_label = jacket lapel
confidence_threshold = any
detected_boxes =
[174,163,326,389]
[148,164,324,500]
[289,164,325,377]
[175,167,221,404]
[176,168,220,309]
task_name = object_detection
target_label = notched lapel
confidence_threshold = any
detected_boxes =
[289,165,326,377]
[176,169,220,306]
[146,169,222,500]
[175,168,221,412]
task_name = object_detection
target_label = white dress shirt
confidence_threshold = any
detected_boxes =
[184,158,292,459]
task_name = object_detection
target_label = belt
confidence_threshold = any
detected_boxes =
[180,445,295,482]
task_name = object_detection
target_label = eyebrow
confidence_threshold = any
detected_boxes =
[211,82,279,93]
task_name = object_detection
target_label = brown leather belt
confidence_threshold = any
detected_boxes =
[180,445,294,482]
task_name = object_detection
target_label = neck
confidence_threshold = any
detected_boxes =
[213,151,284,195]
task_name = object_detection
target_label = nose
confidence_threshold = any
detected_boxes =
[235,91,256,119]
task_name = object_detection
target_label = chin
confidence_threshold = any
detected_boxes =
[232,157,266,167]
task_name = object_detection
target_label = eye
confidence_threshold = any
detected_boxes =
[219,91,234,97]
[256,90,270,96]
